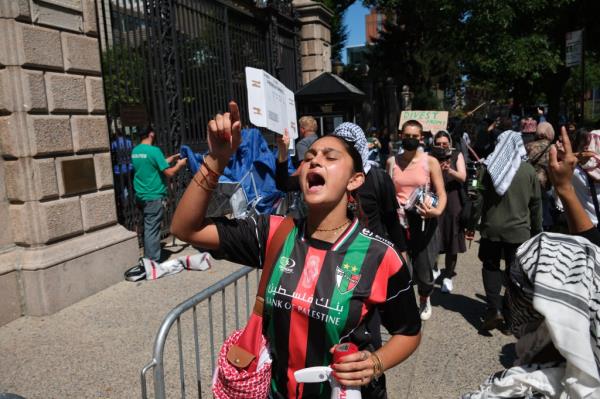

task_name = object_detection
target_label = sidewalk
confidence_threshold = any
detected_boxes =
[0,239,514,399]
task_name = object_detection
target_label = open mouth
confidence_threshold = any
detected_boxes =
[307,172,325,193]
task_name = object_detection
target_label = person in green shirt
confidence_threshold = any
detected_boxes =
[132,127,187,261]
[476,129,542,332]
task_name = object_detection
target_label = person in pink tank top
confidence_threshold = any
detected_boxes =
[387,120,447,321]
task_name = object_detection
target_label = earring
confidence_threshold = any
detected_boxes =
[347,193,357,212]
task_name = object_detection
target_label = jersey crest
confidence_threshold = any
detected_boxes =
[335,263,361,294]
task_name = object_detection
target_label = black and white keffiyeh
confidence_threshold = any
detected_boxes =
[484,130,527,195]
[465,232,600,399]
[332,122,377,174]
[516,233,600,381]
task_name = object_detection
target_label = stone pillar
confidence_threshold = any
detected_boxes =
[0,0,138,325]
[293,0,333,85]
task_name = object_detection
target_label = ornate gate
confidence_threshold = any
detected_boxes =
[97,0,301,242]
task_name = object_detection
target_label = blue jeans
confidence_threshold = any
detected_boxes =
[141,199,164,261]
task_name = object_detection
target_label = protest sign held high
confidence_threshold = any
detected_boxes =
[399,110,449,133]
[245,67,298,152]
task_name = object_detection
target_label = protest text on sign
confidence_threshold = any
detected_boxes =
[399,110,449,133]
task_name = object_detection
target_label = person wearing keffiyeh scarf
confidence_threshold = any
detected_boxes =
[463,126,600,399]
[463,232,600,399]
[477,130,543,332]
[274,122,409,255]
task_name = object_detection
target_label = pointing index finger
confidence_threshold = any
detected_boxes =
[229,101,240,126]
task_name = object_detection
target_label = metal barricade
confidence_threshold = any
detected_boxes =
[141,266,260,399]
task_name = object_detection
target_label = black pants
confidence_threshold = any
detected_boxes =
[407,212,440,298]
[478,239,522,312]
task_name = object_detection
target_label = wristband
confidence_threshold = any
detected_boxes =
[193,167,218,191]
[370,352,384,380]
[202,154,222,179]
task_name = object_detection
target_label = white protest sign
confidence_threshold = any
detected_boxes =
[399,110,449,133]
[566,30,583,67]
[245,67,298,152]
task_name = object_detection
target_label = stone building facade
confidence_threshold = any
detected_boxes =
[0,0,138,326]
[0,0,332,328]
[293,0,333,85]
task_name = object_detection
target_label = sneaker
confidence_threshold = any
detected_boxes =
[419,297,432,320]
[441,278,453,293]
[432,268,441,281]
[124,261,146,282]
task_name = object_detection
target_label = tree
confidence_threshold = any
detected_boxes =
[101,45,145,118]
[363,0,465,109]
[363,0,600,122]
[459,0,600,123]
[317,0,355,61]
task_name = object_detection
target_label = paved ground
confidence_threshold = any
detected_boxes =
[0,238,515,399]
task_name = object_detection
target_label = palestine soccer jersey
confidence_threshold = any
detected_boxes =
[211,215,420,399]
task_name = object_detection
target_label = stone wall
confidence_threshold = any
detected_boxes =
[0,0,138,326]
[293,0,333,85]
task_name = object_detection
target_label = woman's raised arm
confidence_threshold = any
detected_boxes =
[170,102,241,249]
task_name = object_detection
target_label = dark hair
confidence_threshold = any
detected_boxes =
[498,116,513,131]
[434,130,452,144]
[401,120,423,135]
[572,128,589,153]
[314,135,364,174]
[140,125,154,139]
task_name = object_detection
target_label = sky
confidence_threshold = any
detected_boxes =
[341,2,370,64]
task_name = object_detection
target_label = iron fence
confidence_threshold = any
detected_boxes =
[140,266,260,398]
[97,0,301,241]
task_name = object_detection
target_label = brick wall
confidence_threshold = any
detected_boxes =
[0,0,115,247]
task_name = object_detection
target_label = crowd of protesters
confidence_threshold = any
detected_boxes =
[159,100,600,398]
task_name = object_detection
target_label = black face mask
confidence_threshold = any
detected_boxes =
[430,146,452,160]
[402,137,420,151]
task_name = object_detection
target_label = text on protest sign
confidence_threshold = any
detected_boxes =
[245,67,298,152]
[399,110,449,133]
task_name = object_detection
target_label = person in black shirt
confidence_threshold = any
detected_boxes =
[171,102,421,399]
[275,123,408,258]
[275,122,410,366]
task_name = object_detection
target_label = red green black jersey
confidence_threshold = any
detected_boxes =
[212,215,420,399]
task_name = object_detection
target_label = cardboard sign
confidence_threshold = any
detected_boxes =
[245,67,298,152]
[399,110,449,133]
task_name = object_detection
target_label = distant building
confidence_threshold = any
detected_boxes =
[366,7,386,44]
[346,45,369,66]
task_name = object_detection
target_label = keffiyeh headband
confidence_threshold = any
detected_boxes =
[332,122,375,174]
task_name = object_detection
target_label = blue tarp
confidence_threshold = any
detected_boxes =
[180,128,295,214]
